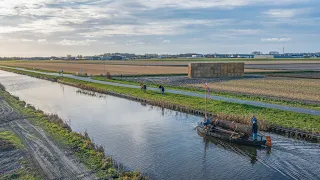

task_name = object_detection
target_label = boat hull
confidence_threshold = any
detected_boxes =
[197,125,267,147]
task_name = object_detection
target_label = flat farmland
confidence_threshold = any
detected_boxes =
[266,72,320,79]
[189,77,320,104]
[0,62,188,75]
[2,59,320,66]
[0,61,315,75]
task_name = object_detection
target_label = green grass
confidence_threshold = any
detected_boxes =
[1,67,320,133]
[1,168,38,180]
[0,131,24,149]
[92,76,320,111]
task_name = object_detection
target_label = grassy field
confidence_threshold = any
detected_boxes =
[189,77,320,104]
[93,76,320,110]
[266,72,320,79]
[0,62,187,75]
[0,61,310,77]
[1,67,319,134]
[0,131,24,149]
[1,59,320,67]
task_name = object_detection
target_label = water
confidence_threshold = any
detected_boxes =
[1,70,319,180]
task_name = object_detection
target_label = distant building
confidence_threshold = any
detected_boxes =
[191,54,204,58]
[238,54,254,58]
[269,51,280,55]
[87,56,101,60]
[66,54,72,60]
[252,51,262,55]
[111,55,126,60]
[254,55,274,59]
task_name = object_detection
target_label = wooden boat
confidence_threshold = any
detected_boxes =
[197,124,271,147]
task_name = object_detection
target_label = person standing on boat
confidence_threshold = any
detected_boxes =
[202,115,210,129]
[252,120,258,141]
[251,115,257,124]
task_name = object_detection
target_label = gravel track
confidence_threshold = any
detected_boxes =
[0,100,14,118]
[9,119,96,180]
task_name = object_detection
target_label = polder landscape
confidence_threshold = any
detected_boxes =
[0,58,319,180]
[1,0,320,179]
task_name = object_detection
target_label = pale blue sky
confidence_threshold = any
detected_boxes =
[0,0,319,56]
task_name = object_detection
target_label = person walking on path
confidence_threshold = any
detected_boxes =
[159,85,165,94]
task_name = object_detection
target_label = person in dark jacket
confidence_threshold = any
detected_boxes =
[159,85,165,94]
[251,115,257,124]
[252,121,258,140]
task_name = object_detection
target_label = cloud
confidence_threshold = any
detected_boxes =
[261,38,292,42]
[0,0,318,56]
[125,40,146,46]
[56,39,96,46]
[226,29,262,35]
[264,8,311,18]
[38,39,48,44]
[0,26,30,34]
[79,19,231,37]
[21,39,33,42]
[135,0,309,9]
[104,41,116,45]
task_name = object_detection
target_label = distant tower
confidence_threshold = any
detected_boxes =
[283,47,285,54]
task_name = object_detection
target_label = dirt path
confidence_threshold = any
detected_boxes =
[0,98,96,180]
[8,119,96,180]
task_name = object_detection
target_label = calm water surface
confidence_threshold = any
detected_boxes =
[0,70,319,180]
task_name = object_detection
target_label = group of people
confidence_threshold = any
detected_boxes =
[139,83,165,94]
[202,114,259,141]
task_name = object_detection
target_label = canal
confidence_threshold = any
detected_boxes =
[0,70,319,180]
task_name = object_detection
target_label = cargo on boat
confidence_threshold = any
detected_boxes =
[197,123,272,147]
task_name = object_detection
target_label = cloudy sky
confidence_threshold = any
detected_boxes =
[0,0,319,57]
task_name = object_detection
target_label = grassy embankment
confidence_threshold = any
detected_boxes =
[0,83,145,179]
[1,67,319,134]
[92,76,320,111]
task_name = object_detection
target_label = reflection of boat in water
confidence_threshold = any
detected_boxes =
[197,130,271,164]
[197,123,271,147]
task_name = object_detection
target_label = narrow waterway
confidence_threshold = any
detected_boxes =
[1,70,319,180]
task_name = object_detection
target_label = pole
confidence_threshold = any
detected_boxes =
[104,59,106,79]
[205,86,207,115]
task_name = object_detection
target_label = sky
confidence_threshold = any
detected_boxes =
[0,0,319,57]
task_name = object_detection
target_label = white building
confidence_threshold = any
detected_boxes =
[191,54,204,58]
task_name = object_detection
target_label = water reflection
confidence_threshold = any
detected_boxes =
[198,131,260,164]
[76,89,107,98]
